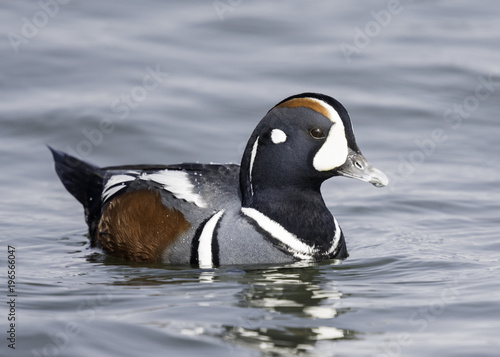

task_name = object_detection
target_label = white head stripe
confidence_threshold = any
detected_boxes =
[271,129,287,144]
[305,97,338,123]
[198,210,224,268]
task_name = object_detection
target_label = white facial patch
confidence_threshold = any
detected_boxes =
[270,129,287,144]
[312,119,348,172]
[141,170,207,208]
[281,96,349,172]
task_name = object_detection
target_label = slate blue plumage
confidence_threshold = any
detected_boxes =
[50,93,388,266]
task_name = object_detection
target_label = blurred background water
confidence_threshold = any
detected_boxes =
[1,1,499,356]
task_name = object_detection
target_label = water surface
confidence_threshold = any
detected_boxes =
[1,1,499,356]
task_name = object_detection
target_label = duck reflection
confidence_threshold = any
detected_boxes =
[87,253,358,354]
[222,261,357,354]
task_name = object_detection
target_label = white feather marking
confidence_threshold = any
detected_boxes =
[249,137,259,196]
[198,210,225,268]
[102,185,126,202]
[313,120,348,171]
[271,129,287,144]
[102,173,138,201]
[241,207,316,260]
[327,217,342,255]
[140,170,207,208]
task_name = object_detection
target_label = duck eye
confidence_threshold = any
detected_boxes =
[309,128,326,139]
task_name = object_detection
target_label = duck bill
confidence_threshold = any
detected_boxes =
[336,149,389,188]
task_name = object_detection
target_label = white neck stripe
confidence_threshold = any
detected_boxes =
[241,207,316,259]
[241,207,342,259]
[248,137,259,196]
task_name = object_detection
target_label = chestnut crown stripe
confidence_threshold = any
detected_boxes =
[275,97,333,122]
[275,95,349,172]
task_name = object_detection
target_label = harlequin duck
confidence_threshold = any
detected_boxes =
[50,92,388,267]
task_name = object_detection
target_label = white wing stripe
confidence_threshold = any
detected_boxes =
[327,217,342,255]
[101,169,207,208]
[102,173,138,201]
[198,210,225,268]
[141,170,207,208]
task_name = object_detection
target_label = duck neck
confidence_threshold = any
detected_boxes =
[243,184,338,252]
[238,133,341,255]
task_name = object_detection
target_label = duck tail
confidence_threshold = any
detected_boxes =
[48,146,104,241]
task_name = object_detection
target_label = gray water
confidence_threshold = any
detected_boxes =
[1,1,499,356]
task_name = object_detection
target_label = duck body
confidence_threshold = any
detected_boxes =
[51,93,387,267]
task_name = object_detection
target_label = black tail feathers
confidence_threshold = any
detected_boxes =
[49,146,103,205]
[49,146,104,239]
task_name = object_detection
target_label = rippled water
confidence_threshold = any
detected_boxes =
[1,1,499,356]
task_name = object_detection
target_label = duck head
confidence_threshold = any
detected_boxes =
[240,92,388,206]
